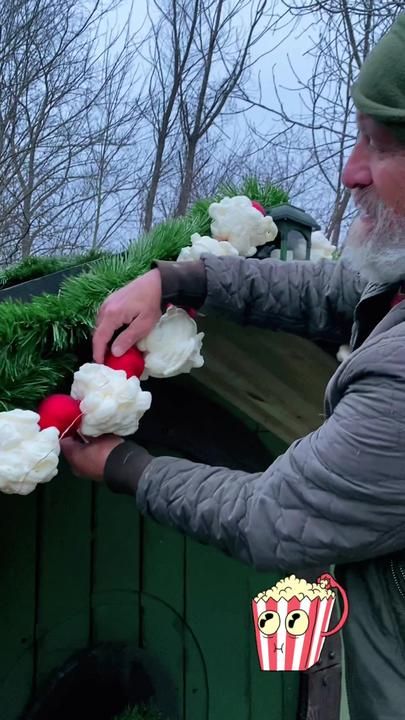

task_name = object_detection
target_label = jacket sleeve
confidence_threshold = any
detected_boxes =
[199,254,365,344]
[135,333,405,571]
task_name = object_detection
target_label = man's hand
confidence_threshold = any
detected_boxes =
[92,268,162,363]
[61,435,124,482]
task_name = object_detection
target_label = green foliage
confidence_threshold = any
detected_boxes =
[217,177,289,209]
[0,181,288,411]
[0,251,106,289]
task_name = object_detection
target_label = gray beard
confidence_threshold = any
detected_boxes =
[342,216,405,285]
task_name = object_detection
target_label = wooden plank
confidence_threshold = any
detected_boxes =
[0,492,37,720]
[184,541,251,720]
[34,460,92,687]
[0,262,99,303]
[91,483,141,646]
[136,377,270,472]
[257,429,288,460]
[141,516,186,720]
[193,317,337,445]
[283,670,301,720]
[176,376,258,433]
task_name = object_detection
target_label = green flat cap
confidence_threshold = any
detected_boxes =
[351,13,405,139]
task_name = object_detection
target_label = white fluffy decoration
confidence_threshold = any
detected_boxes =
[310,231,335,261]
[71,363,151,437]
[336,345,351,363]
[177,233,239,262]
[138,306,204,379]
[0,409,60,495]
[209,195,278,257]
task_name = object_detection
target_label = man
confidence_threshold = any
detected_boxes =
[62,15,405,720]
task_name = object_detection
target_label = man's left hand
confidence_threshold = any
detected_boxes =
[61,435,124,482]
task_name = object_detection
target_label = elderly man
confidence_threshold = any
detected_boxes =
[62,15,405,720]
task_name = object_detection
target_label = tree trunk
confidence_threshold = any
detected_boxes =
[142,130,168,232]
[327,188,351,247]
[174,139,197,216]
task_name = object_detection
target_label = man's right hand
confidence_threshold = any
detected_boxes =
[92,268,162,363]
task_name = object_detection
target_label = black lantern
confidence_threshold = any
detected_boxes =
[255,203,321,261]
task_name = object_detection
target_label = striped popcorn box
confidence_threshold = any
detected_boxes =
[252,573,349,672]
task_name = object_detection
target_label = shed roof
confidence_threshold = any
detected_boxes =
[192,316,337,445]
[270,203,321,231]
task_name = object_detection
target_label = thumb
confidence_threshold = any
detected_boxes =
[60,436,82,463]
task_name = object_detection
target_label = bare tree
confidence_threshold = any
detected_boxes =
[0,0,151,263]
[174,0,276,216]
[76,40,151,252]
[173,123,310,208]
[239,1,403,244]
[139,0,277,230]
[140,0,201,231]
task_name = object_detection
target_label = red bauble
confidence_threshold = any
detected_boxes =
[104,347,145,379]
[251,200,266,216]
[38,394,82,437]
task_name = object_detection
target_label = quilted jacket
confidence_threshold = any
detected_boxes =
[109,255,405,719]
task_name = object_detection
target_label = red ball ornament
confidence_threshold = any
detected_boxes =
[251,200,266,216]
[104,347,145,379]
[38,394,82,437]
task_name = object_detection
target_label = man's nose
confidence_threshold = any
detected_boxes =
[342,141,372,189]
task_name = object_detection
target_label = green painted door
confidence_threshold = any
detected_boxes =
[0,395,299,720]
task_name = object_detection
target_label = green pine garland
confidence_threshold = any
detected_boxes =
[0,180,288,411]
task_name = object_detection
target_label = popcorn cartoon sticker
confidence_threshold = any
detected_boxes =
[252,573,349,671]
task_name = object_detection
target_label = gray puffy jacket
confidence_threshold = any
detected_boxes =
[109,255,405,719]
[137,256,405,571]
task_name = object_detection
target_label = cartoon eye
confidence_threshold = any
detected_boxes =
[285,610,309,636]
[257,610,280,636]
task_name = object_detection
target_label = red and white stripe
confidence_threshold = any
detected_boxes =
[306,596,335,669]
[252,596,279,670]
[252,594,336,671]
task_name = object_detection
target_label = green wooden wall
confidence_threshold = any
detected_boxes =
[0,422,299,720]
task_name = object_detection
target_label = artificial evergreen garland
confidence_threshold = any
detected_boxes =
[0,179,288,411]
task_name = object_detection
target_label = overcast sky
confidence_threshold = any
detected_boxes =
[113,0,315,128]
[103,0,335,228]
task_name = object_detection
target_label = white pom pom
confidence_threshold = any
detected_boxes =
[208,195,278,257]
[310,231,335,261]
[0,409,60,495]
[71,364,151,437]
[336,345,351,363]
[177,233,239,262]
[137,306,204,379]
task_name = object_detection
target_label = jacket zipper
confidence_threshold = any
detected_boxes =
[390,559,405,600]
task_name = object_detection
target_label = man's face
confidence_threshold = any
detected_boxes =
[342,113,405,284]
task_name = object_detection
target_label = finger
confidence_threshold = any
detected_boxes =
[92,300,108,334]
[60,436,83,464]
[92,320,118,363]
[110,318,150,356]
